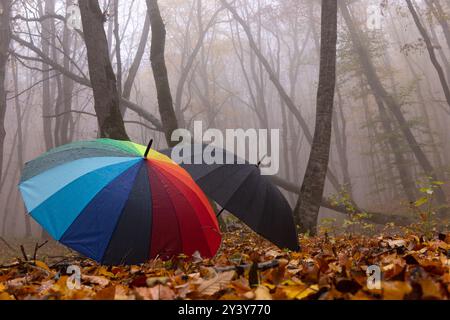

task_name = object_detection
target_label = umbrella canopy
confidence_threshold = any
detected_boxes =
[161,144,299,251]
[18,139,221,265]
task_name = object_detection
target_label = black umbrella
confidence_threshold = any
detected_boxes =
[160,144,299,251]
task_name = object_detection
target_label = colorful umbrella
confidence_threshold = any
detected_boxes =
[161,144,299,251]
[18,139,221,265]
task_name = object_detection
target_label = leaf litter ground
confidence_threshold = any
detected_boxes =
[1,229,450,300]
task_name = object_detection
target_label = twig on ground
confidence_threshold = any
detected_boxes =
[32,240,49,261]
[20,245,28,262]
[33,243,38,261]
[49,255,85,268]
[27,263,52,277]
[372,246,399,257]
[0,262,21,269]
[0,236,16,253]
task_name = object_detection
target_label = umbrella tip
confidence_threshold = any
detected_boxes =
[144,139,153,158]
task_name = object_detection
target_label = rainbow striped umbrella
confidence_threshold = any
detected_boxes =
[18,139,221,265]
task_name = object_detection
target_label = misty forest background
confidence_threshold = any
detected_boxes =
[1,0,450,239]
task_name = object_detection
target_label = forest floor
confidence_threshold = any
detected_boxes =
[0,228,449,300]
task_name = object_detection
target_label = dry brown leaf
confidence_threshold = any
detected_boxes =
[95,286,116,300]
[196,270,236,296]
[382,281,412,299]
[254,285,272,300]
[148,284,175,300]
[419,279,443,299]
[134,287,153,300]
[0,292,15,300]
[114,285,132,300]
[82,275,109,287]
[2,231,450,300]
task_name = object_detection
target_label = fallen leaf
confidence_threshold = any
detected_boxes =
[382,281,412,300]
[196,270,236,296]
[146,276,169,287]
[148,285,175,300]
[0,292,15,300]
[95,286,116,300]
[114,285,132,300]
[254,286,272,300]
[419,279,443,299]
[82,275,109,287]
[192,251,203,263]
[96,266,115,278]
[34,260,50,272]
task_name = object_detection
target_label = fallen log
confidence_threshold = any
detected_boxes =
[269,175,415,226]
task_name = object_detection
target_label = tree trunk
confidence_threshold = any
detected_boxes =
[388,8,446,173]
[146,0,179,147]
[0,0,11,184]
[373,92,418,202]
[113,0,122,99]
[293,0,337,234]
[40,0,55,150]
[221,0,341,192]
[174,1,221,128]
[78,0,129,140]
[360,79,391,202]
[426,0,450,53]
[122,13,150,100]
[406,0,450,110]
[60,2,74,145]
[340,2,447,206]
[11,58,31,237]
[334,88,352,195]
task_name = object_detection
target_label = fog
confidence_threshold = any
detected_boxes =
[1,0,450,237]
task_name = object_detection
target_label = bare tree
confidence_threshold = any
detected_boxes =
[146,0,178,146]
[39,0,55,150]
[11,58,31,237]
[426,0,450,52]
[79,0,129,140]
[59,1,75,145]
[221,0,342,191]
[293,0,337,233]
[339,1,447,207]
[0,0,11,184]
[406,0,450,110]
[122,13,150,100]
[174,1,222,128]
[113,0,122,98]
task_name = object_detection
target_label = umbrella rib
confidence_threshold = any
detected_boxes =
[21,148,135,182]
[147,163,184,257]
[218,169,259,217]
[150,161,218,255]
[99,161,145,264]
[198,165,256,208]
[58,160,142,246]
[96,139,143,156]
[21,157,139,213]
[255,179,271,233]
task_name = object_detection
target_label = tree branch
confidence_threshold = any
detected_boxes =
[11,34,163,131]
[44,110,158,131]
